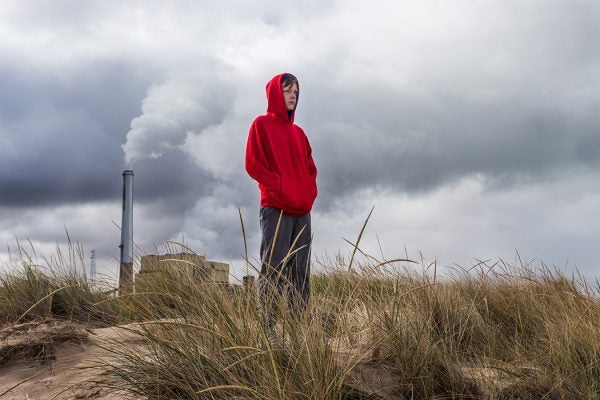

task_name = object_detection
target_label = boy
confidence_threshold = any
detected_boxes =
[245,73,318,337]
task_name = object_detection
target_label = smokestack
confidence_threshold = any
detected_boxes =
[90,249,96,281]
[119,170,134,295]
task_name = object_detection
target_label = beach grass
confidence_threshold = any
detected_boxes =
[1,240,599,399]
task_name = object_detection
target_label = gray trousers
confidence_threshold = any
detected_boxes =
[259,206,311,322]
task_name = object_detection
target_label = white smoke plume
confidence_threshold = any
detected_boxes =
[122,69,234,168]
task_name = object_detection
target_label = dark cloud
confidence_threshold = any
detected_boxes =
[302,54,600,209]
[0,60,157,207]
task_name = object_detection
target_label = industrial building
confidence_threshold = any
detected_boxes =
[135,252,229,288]
[115,169,232,294]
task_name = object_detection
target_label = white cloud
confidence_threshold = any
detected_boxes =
[313,169,600,279]
[122,70,234,166]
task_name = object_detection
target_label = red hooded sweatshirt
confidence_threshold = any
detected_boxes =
[245,73,318,216]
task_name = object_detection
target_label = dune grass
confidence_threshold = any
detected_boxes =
[1,240,599,399]
[0,241,118,327]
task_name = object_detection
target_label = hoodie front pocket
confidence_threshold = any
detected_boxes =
[278,175,317,213]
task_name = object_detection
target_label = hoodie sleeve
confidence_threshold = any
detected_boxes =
[245,120,280,191]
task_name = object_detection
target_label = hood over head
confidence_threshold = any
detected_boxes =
[266,73,299,123]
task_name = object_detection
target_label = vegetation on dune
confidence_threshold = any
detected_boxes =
[0,241,118,327]
[1,240,600,399]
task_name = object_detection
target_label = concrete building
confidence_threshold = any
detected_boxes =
[135,252,229,288]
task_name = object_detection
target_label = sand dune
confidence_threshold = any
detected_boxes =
[0,320,141,400]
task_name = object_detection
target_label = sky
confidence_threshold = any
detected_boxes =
[1,0,599,283]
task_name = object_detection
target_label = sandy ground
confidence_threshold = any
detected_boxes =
[0,321,140,400]
[0,320,526,400]
[0,321,408,400]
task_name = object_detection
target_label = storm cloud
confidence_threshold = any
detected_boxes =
[1,0,599,279]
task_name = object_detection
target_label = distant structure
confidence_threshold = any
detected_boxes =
[243,274,256,293]
[119,170,134,295]
[135,252,229,288]
[90,249,96,281]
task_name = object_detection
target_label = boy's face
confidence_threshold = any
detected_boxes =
[282,82,298,111]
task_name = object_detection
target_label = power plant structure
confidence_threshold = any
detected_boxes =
[118,170,134,295]
[117,169,231,294]
[135,252,229,287]
[90,249,96,281]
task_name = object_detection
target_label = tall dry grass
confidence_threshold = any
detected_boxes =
[93,253,600,399]
[1,239,599,398]
[0,240,118,327]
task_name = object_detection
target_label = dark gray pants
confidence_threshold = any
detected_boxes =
[259,206,311,323]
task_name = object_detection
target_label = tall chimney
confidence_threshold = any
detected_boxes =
[119,170,134,295]
[90,249,96,281]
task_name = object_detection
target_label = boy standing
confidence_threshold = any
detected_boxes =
[245,73,318,334]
